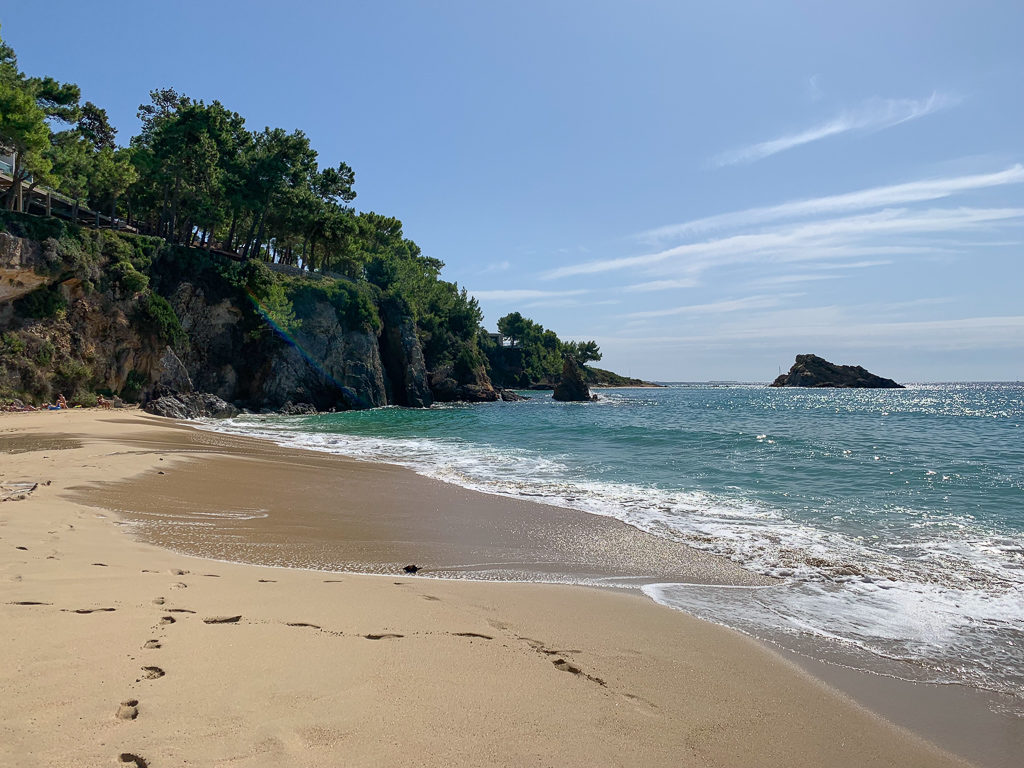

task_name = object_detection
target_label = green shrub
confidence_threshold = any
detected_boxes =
[34,339,55,366]
[121,369,148,402]
[109,260,150,295]
[55,359,92,392]
[1,332,27,357]
[135,292,185,347]
[15,286,67,319]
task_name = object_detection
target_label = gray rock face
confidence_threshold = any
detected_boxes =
[378,297,432,407]
[258,298,388,410]
[771,354,904,388]
[279,401,318,415]
[0,232,48,304]
[429,365,499,403]
[153,347,193,397]
[170,283,245,402]
[553,357,596,402]
[143,393,240,419]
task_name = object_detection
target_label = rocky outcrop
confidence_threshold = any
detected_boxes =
[553,357,596,402]
[497,388,529,402]
[378,297,432,407]
[143,392,239,419]
[0,232,49,304]
[152,347,193,397]
[429,364,498,403]
[771,354,904,389]
[280,401,318,415]
[2,226,490,412]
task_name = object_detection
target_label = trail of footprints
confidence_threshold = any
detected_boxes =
[106,567,631,765]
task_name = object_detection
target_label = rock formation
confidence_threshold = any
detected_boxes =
[1,227,498,411]
[552,357,597,402]
[770,354,904,388]
[143,393,239,419]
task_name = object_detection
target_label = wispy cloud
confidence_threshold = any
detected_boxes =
[469,288,587,301]
[624,294,798,319]
[544,206,1024,281]
[479,260,511,273]
[711,92,960,167]
[600,314,1024,353]
[639,165,1024,243]
[623,278,699,293]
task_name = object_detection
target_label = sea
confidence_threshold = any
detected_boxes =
[201,383,1024,712]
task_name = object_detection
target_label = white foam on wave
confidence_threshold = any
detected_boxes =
[197,414,1024,702]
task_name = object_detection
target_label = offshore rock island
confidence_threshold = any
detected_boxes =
[771,354,905,389]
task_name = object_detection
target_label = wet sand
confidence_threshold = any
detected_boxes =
[0,409,979,766]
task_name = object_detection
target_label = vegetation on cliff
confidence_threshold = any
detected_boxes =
[0,28,640,408]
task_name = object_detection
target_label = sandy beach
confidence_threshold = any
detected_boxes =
[0,410,977,767]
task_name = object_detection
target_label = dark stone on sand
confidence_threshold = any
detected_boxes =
[770,354,904,389]
[403,564,421,574]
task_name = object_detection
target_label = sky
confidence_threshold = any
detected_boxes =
[3,1,1023,381]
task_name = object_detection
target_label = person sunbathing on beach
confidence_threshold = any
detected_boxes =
[57,394,69,410]
[97,394,112,410]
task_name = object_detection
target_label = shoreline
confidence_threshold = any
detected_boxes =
[0,409,992,766]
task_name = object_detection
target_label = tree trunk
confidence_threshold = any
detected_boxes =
[226,210,238,250]
[251,208,267,261]
[241,213,259,258]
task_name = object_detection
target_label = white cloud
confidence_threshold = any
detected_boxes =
[623,278,699,293]
[543,206,1024,281]
[480,260,511,273]
[711,92,960,167]
[624,294,797,319]
[601,314,1024,352]
[469,288,588,301]
[639,165,1024,243]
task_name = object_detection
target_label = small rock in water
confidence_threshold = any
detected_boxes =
[403,564,421,574]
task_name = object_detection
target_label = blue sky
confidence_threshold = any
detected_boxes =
[3,1,1023,380]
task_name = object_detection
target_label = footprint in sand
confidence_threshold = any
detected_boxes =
[363,633,404,640]
[169,569,189,576]
[167,608,195,613]
[152,597,165,606]
[453,632,493,640]
[142,640,161,649]
[257,579,276,583]
[159,616,175,625]
[9,600,51,606]
[65,607,116,614]
[170,582,188,590]
[116,699,139,720]
[91,563,108,567]
[286,622,321,629]
[203,615,242,624]
[118,752,149,767]
[140,666,165,680]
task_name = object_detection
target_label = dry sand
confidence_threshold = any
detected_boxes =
[0,409,974,767]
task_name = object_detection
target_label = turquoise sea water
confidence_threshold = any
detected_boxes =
[206,383,1024,708]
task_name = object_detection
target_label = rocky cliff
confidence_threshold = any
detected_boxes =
[771,354,904,389]
[0,220,493,411]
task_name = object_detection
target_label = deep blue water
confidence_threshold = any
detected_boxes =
[206,383,1024,705]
